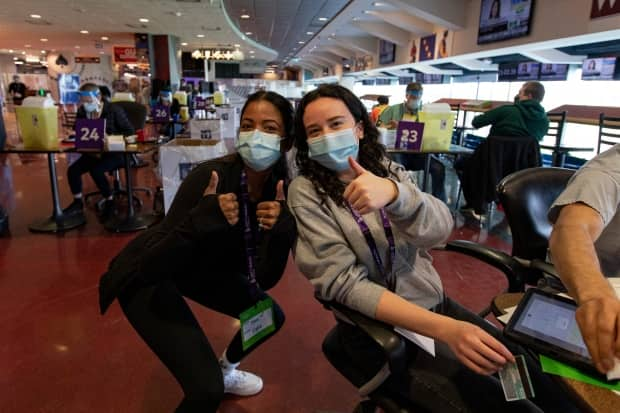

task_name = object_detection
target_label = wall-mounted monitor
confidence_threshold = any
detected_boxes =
[581,57,617,80]
[478,0,535,45]
[398,76,414,85]
[361,79,375,86]
[421,74,444,84]
[375,78,392,85]
[539,64,568,81]
[379,40,396,65]
[498,62,519,81]
[516,61,540,80]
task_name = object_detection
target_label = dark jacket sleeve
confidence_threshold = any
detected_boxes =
[254,202,297,290]
[471,106,505,129]
[110,105,135,136]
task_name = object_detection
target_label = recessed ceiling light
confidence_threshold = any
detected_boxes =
[306,31,314,35]
[352,17,359,21]
[100,51,105,54]
[21,51,26,54]
[14,61,24,65]
[240,14,250,19]
[13,57,18,60]
[40,38,48,42]
[41,50,46,54]
[101,36,109,41]
[80,30,89,34]
[139,18,149,23]
[249,50,255,53]
[364,10,372,14]
[298,41,305,44]
[196,34,205,38]
[245,32,252,35]
[318,17,328,21]
[75,45,80,49]
[234,44,240,47]
[8,49,13,53]
[30,14,41,19]
[373,2,386,6]
[181,42,188,46]
[175,11,182,17]
[24,44,31,48]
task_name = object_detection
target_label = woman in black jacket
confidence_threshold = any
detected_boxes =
[99,91,296,413]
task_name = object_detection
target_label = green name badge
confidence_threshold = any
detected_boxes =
[240,298,275,351]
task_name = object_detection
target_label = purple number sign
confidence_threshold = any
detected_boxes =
[75,118,106,150]
[195,97,207,110]
[152,104,170,123]
[395,121,425,151]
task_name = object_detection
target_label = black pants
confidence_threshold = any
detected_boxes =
[118,273,285,413]
[390,154,446,202]
[337,297,581,413]
[67,153,125,198]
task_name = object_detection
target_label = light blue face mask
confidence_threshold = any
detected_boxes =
[308,128,360,172]
[235,129,282,172]
[83,102,99,113]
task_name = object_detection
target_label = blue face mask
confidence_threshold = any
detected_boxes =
[308,128,360,172]
[235,129,282,172]
[83,101,99,113]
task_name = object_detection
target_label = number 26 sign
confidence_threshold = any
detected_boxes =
[75,118,106,150]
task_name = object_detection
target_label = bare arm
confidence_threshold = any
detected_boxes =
[549,203,620,373]
[375,290,515,375]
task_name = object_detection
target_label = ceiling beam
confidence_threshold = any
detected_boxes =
[410,63,462,75]
[453,59,499,71]
[324,46,354,59]
[331,37,377,56]
[385,0,466,30]
[351,20,410,46]
[314,51,344,64]
[364,10,434,37]
[520,48,587,64]
[298,62,321,72]
[304,55,335,67]
[307,54,339,66]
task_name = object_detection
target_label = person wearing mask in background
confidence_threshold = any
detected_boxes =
[8,75,27,106]
[157,87,182,138]
[62,83,134,220]
[288,84,580,413]
[470,81,549,141]
[378,82,447,202]
[548,144,620,376]
[370,95,389,124]
[98,91,296,413]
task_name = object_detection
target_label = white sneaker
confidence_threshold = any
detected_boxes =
[222,368,263,396]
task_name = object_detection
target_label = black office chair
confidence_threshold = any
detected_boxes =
[597,113,620,154]
[539,111,567,167]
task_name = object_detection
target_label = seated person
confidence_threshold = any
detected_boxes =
[378,82,446,202]
[370,95,388,124]
[155,87,182,138]
[288,84,580,412]
[549,144,620,375]
[470,81,549,141]
[63,83,134,219]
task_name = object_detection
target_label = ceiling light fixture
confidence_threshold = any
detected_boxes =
[175,11,182,17]
[373,2,387,6]
[240,14,250,19]
[139,18,149,23]
[245,32,252,35]
[298,41,305,44]
[306,31,313,35]
[181,42,188,46]
[40,38,48,42]
[318,17,328,21]
[24,44,31,48]
[100,51,105,55]
[75,45,80,49]
[9,49,13,53]
[101,36,109,41]
[234,44,240,47]
[196,34,205,38]
[30,14,41,19]
[41,50,46,53]
[80,30,89,34]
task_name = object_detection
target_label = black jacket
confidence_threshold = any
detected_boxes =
[77,101,134,136]
[98,154,297,314]
[461,135,541,213]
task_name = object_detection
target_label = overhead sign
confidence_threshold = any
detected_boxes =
[75,56,101,64]
[239,59,266,74]
[113,46,138,63]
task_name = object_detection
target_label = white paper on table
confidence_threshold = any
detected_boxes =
[394,326,436,357]
[497,305,518,325]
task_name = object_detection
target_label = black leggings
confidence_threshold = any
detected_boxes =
[118,273,285,413]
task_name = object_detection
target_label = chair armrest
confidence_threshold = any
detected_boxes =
[443,240,526,292]
[326,301,407,376]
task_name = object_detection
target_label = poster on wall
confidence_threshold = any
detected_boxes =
[436,30,453,58]
[113,46,138,63]
[409,38,419,63]
[58,74,80,104]
[591,0,620,18]
[419,34,436,61]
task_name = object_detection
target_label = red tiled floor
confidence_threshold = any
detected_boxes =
[0,113,512,412]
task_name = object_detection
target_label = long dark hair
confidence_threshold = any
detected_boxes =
[294,84,392,206]
[241,90,295,182]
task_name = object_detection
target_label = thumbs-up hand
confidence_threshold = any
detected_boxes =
[256,180,285,231]
[202,170,239,226]
[343,157,399,215]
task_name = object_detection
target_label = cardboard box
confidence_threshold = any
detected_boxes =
[160,138,229,213]
[189,118,223,140]
[215,106,238,138]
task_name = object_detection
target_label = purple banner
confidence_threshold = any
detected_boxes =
[75,118,106,150]
[395,121,424,151]
[151,104,170,122]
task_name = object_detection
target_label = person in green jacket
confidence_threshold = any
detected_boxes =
[471,81,549,140]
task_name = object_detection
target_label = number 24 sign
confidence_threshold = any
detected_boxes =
[75,118,106,149]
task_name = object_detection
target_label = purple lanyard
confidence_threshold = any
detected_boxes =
[346,203,396,291]
[240,170,258,288]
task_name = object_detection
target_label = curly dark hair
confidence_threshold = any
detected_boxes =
[294,84,394,206]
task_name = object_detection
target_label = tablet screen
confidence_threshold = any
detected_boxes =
[512,293,590,358]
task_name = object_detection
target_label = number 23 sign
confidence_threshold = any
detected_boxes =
[75,118,106,149]
[395,121,424,151]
